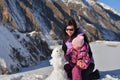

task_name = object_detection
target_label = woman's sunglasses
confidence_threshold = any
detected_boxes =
[66,28,74,31]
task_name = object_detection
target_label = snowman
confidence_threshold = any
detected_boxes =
[45,46,68,80]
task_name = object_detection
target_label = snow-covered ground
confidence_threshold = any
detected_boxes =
[0,41,120,80]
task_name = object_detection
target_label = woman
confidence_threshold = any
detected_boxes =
[62,18,100,80]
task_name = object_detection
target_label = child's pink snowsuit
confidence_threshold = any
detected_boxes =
[64,43,90,80]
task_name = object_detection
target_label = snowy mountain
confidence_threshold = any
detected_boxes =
[0,0,120,74]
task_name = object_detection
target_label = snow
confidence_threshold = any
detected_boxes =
[97,2,120,16]
[61,0,92,9]
[91,41,120,71]
[0,40,120,80]
[0,24,23,73]
[5,0,26,31]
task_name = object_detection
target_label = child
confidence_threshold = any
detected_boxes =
[64,35,90,80]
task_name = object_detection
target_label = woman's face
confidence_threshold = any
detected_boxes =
[66,25,75,36]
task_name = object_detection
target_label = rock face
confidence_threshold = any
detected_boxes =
[0,0,120,74]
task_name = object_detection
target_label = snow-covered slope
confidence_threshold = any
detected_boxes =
[0,24,31,74]
[91,41,120,71]
[97,2,120,16]
[0,23,52,73]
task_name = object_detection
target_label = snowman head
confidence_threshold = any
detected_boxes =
[50,46,65,69]
[51,46,64,58]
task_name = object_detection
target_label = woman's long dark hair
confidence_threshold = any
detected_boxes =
[63,18,78,42]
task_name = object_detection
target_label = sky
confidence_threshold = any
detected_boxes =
[98,0,120,12]
[0,41,120,80]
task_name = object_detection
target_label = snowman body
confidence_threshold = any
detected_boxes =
[45,46,67,80]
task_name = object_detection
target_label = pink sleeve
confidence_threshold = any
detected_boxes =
[82,54,90,69]
[77,43,90,69]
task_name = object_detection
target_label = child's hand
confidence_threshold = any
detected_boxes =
[77,60,86,69]
[77,60,83,68]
